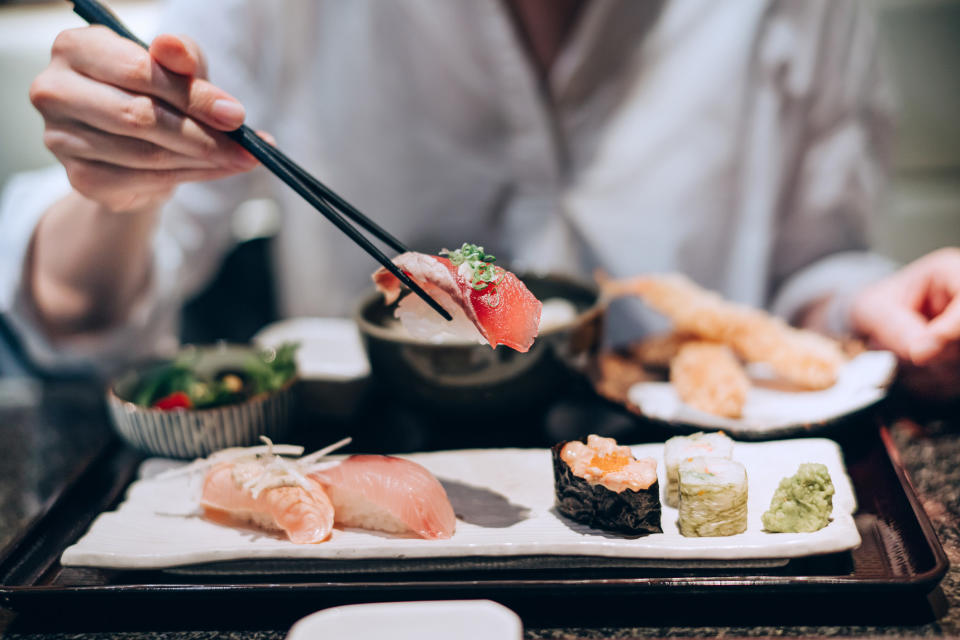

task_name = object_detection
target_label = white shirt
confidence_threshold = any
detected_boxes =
[0,0,897,373]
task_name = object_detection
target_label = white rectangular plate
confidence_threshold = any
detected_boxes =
[61,438,860,569]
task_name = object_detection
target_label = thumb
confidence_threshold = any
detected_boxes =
[149,33,208,78]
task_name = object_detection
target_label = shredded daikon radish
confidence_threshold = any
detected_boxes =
[299,436,352,468]
[152,442,305,482]
[152,435,354,503]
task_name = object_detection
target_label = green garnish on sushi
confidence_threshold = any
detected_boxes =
[440,243,504,291]
[762,463,835,533]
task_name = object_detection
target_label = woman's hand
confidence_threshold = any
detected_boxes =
[851,247,960,400]
[25,27,260,336]
[29,26,257,213]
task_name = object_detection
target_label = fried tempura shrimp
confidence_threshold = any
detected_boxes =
[601,273,845,390]
[627,330,697,369]
[669,341,749,418]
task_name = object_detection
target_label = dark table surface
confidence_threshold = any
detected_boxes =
[0,378,957,639]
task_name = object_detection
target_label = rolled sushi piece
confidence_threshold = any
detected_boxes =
[664,431,734,508]
[677,456,747,537]
[552,434,662,536]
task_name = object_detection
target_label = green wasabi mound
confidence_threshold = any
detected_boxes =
[762,463,835,533]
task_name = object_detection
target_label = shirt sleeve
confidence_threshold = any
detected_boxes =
[767,0,898,334]
[0,0,271,375]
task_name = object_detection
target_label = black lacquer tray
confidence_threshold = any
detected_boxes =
[0,397,949,631]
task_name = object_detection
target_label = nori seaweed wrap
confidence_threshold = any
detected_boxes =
[552,436,662,536]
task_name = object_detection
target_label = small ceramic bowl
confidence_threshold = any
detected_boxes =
[355,273,604,416]
[106,343,295,459]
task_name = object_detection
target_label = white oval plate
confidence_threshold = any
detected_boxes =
[286,600,522,640]
[626,350,897,438]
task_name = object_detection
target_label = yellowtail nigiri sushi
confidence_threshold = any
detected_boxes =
[200,460,335,544]
[308,455,457,540]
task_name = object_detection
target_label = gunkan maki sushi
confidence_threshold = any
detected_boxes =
[552,435,662,535]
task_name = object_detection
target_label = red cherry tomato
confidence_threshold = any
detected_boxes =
[152,391,194,411]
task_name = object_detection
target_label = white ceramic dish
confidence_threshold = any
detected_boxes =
[253,317,370,381]
[286,600,522,640]
[253,317,370,418]
[106,344,295,459]
[61,438,859,570]
[627,350,897,436]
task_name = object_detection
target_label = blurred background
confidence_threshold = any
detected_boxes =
[1,0,959,374]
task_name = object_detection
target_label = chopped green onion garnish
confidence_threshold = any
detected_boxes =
[440,243,504,291]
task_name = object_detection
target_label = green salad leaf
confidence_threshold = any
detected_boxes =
[243,342,299,396]
[131,343,299,410]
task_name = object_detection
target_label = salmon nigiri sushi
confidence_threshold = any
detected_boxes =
[308,455,457,540]
[372,244,542,352]
[201,460,335,544]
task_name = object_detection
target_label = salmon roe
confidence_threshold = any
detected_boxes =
[590,451,632,473]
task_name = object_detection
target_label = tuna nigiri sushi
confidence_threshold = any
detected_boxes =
[372,244,542,352]
[308,455,457,540]
[201,461,335,544]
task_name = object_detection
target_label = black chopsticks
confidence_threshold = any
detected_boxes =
[69,0,452,322]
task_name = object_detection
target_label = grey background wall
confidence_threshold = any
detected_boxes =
[874,0,960,262]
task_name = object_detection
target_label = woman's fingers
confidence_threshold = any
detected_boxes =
[149,33,207,78]
[52,26,245,131]
[30,26,257,214]
[906,248,960,362]
[61,158,242,213]
[927,296,960,348]
[853,247,960,366]
[43,122,221,171]
[861,300,935,363]
[256,130,277,146]
[32,68,253,169]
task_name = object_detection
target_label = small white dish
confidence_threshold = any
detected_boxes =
[254,317,370,380]
[254,317,370,418]
[286,600,522,640]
